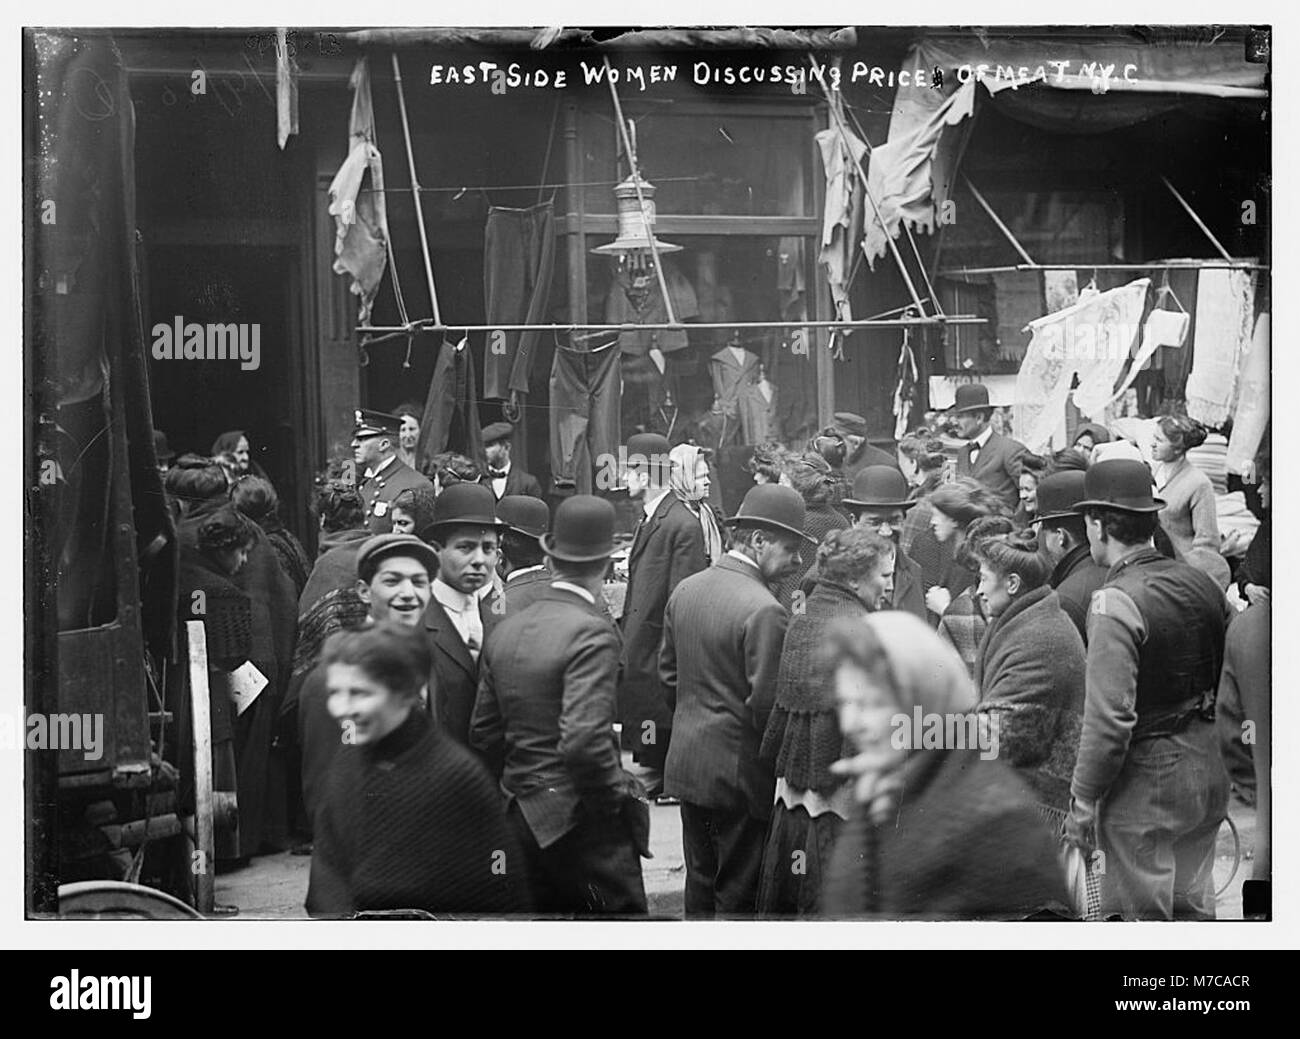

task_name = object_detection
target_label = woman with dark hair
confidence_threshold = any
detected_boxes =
[307,622,530,916]
[1152,414,1220,558]
[935,514,1014,678]
[772,452,851,609]
[1013,454,1049,527]
[972,531,1085,818]
[232,476,311,597]
[389,485,440,540]
[170,506,258,867]
[821,613,1067,919]
[897,430,947,498]
[427,452,484,496]
[165,460,230,517]
[924,478,1006,619]
[393,402,423,472]
[745,441,793,487]
[1050,447,1090,474]
[757,527,896,917]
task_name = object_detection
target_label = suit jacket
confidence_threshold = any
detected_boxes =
[842,441,901,481]
[501,564,553,615]
[470,586,628,848]
[1049,543,1107,644]
[423,589,502,746]
[486,465,545,501]
[957,431,1027,514]
[360,457,435,534]
[618,493,709,744]
[660,554,791,818]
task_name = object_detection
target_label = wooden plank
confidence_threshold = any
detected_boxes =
[185,621,215,915]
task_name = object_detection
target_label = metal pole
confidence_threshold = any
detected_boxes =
[963,176,1036,266]
[1161,176,1235,263]
[811,57,928,317]
[602,57,679,327]
[938,262,1267,276]
[185,621,215,916]
[391,52,443,325]
[355,316,987,340]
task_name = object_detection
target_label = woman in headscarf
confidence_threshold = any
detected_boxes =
[211,429,271,484]
[935,514,1014,679]
[770,451,850,609]
[231,475,312,598]
[1070,422,1110,462]
[667,442,725,567]
[821,613,1068,919]
[757,528,897,917]
[1152,414,1221,558]
[972,530,1085,817]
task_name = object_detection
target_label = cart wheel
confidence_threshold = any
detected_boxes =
[58,880,204,920]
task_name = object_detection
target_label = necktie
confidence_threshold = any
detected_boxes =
[968,442,980,466]
[488,468,508,479]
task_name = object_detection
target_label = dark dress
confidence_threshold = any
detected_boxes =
[261,517,312,599]
[757,580,868,916]
[307,708,531,917]
[822,751,1070,919]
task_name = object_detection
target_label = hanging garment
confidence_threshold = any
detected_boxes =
[1186,269,1256,428]
[774,237,817,443]
[892,326,919,440]
[777,236,807,315]
[483,201,556,401]
[1158,269,1199,400]
[1105,307,1190,410]
[1226,310,1269,476]
[328,58,390,325]
[815,116,867,320]
[1014,279,1149,454]
[604,258,699,356]
[418,335,485,462]
[710,347,768,445]
[549,333,623,494]
[737,369,780,446]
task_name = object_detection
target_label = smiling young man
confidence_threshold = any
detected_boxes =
[419,482,509,747]
[306,622,528,917]
[297,533,438,824]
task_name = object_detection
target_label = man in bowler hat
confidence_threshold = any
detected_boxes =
[496,494,553,614]
[471,496,649,915]
[948,384,1027,514]
[482,421,544,501]
[618,432,711,798]
[1065,459,1231,920]
[419,483,507,746]
[353,409,435,534]
[1032,470,1107,643]
[660,484,813,916]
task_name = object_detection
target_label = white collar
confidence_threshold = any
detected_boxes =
[971,427,993,450]
[506,564,546,582]
[432,577,476,613]
[643,487,671,520]
[726,549,761,571]
[551,581,596,605]
[365,454,398,479]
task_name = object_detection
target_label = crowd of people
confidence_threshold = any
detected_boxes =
[154,386,1269,921]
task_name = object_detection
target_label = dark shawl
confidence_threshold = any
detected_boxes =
[760,580,868,796]
[307,709,531,917]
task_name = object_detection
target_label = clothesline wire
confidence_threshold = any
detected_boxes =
[352,174,710,196]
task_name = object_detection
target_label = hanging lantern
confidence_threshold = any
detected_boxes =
[591,174,682,259]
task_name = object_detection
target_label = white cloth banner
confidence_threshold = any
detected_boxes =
[1226,310,1270,475]
[1186,269,1255,427]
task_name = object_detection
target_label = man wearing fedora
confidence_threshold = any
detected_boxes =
[298,533,440,824]
[948,384,1027,515]
[419,483,508,747]
[823,465,927,620]
[1032,470,1107,643]
[1065,459,1231,920]
[471,496,649,915]
[826,411,899,481]
[661,484,813,917]
[618,432,710,798]
[353,409,435,534]
[482,421,544,501]
[496,494,553,614]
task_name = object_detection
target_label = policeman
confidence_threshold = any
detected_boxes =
[1065,459,1231,920]
[351,409,435,534]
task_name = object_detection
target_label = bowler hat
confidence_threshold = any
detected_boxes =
[541,495,617,563]
[842,465,916,511]
[624,432,674,477]
[948,383,994,414]
[481,421,514,445]
[419,482,508,541]
[725,484,818,544]
[1075,459,1165,514]
[353,408,400,438]
[355,533,439,584]
[497,495,550,539]
[1033,471,1088,524]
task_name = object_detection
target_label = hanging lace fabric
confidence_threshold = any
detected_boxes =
[892,319,919,439]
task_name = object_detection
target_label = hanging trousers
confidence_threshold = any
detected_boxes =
[483,201,556,401]
[549,336,622,494]
[418,333,484,463]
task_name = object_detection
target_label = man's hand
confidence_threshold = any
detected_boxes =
[925,586,952,616]
[1064,797,1099,857]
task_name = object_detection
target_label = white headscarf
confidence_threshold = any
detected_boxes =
[668,443,724,564]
